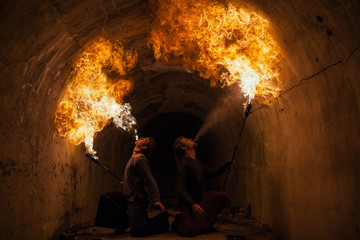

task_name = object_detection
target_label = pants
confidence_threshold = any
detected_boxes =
[172,191,230,237]
[128,197,170,237]
[94,191,129,232]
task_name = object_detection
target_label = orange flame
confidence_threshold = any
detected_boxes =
[55,38,138,156]
[149,0,281,104]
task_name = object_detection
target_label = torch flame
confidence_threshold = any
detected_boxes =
[55,38,138,156]
[149,0,281,104]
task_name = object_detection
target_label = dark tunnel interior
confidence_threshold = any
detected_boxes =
[140,112,226,201]
[141,112,203,198]
[1,0,360,240]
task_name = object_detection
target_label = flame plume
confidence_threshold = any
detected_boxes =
[149,0,281,104]
[55,39,138,156]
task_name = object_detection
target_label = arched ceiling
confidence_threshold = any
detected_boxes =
[1,0,360,240]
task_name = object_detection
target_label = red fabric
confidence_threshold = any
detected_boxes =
[173,191,230,237]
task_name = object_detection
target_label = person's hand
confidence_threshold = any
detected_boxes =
[154,201,166,213]
[192,203,206,216]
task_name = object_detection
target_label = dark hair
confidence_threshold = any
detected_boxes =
[143,137,157,157]
[173,136,185,160]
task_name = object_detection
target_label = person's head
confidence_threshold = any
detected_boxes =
[173,136,198,159]
[134,137,157,156]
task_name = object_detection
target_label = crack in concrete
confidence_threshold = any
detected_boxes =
[276,45,360,99]
[252,45,360,113]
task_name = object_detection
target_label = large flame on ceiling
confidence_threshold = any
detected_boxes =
[149,0,281,105]
[55,38,138,156]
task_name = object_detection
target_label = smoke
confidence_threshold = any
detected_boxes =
[195,92,243,141]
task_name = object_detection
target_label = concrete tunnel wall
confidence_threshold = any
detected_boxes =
[0,0,359,239]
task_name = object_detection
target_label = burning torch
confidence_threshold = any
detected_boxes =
[222,103,252,189]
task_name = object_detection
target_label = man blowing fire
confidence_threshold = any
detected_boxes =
[94,137,169,237]
[172,137,231,237]
[123,137,170,236]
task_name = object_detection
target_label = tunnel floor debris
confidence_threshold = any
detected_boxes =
[60,205,283,240]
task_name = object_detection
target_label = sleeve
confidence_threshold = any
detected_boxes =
[176,162,196,207]
[203,161,231,178]
[136,157,161,204]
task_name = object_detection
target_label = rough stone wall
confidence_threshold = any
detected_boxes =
[0,0,360,240]
[0,1,136,239]
[226,0,360,239]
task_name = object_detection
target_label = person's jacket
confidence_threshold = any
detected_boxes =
[123,155,161,203]
[176,156,230,207]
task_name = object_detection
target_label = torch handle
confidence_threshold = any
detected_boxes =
[85,154,124,183]
[222,104,251,189]
[230,112,248,163]
[86,153,100,164]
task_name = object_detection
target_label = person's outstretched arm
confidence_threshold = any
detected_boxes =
[203,160,231,178]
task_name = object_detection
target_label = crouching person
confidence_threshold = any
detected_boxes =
[94,137,169,237]
[172,137,231,237]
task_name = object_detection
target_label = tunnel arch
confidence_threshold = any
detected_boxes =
[126,70,249,200]
[1,1,360,240]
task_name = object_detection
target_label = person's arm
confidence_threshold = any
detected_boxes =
[136,157,162,205]
[154,201,166,212]
[203,160,231,178]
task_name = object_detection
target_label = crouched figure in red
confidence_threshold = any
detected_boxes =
[172,137,231,237]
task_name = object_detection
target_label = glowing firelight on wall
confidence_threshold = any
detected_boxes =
[55,39,138,156]
[149,0,282,105]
